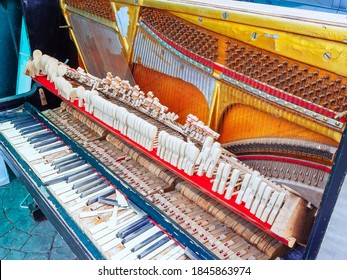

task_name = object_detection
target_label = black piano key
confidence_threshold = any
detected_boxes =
[137,236,170,259]
[20,128,46,137]
[13,119,38,129]
[38,142,65,153]
[122,221,154,244]
[33,137,58,149]
[42,166,91,186]
[11,116,37,127]
[12,118,39,127]
[19,124,42,134]
[75,178,104,193]
[57,159,86,173]
[119,219,151,240]
[11,115,34,125]
[85,188,115,206]
[98,197,118,206]
[116,216,150,239]
[80,182,109,198]
[131,231,164,252]
[51,153,77,166]
[53,156,81,169]
[27,130,51,139]
[43,175,70,186]
[28,133,54,144]
[66,168,95,183]
[72,174,100,189]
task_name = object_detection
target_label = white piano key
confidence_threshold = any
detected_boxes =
[32,162,55,174]
[11,136,33,145]
[89,209,135,235]
[96,221,139,249]
[112,235,164,260]
[168,249,186,260]
[50,181,76,193]
[110,248,132,260]
[96,229,121,247]
[79,208,114,218]
[2,128,33,138]
[108,206,119,230]
[93,214,140,241]
[58,187,78,198]
[37,167,61,178]
[60,192,80,204]
[17,146,38,156]
[0,122,14,131]
[141,240,174,260]
[101,237,122,252]
[0,125,17,133]
[89,221,110,236]
[19,146,68,162]
[124,226,161,249]
[120,252,139,260]
[156,245,181,260]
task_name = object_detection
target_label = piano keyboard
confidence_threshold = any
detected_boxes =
[0,113,188,260]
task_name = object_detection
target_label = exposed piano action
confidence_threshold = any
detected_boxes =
[2,0,347,260]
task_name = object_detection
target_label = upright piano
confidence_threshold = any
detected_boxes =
[1,0,347,260]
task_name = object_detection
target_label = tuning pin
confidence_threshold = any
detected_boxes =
[335,78,342,86]
[337,95,345,105]
[316,78,323,86]
[323,74,330,83]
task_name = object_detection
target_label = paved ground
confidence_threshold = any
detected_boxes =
[0,170,77,260]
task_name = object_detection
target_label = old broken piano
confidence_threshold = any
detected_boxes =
[1,0,347,260]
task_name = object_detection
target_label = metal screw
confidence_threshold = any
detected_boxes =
[323,52,331,60]
[251,32,258,40]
